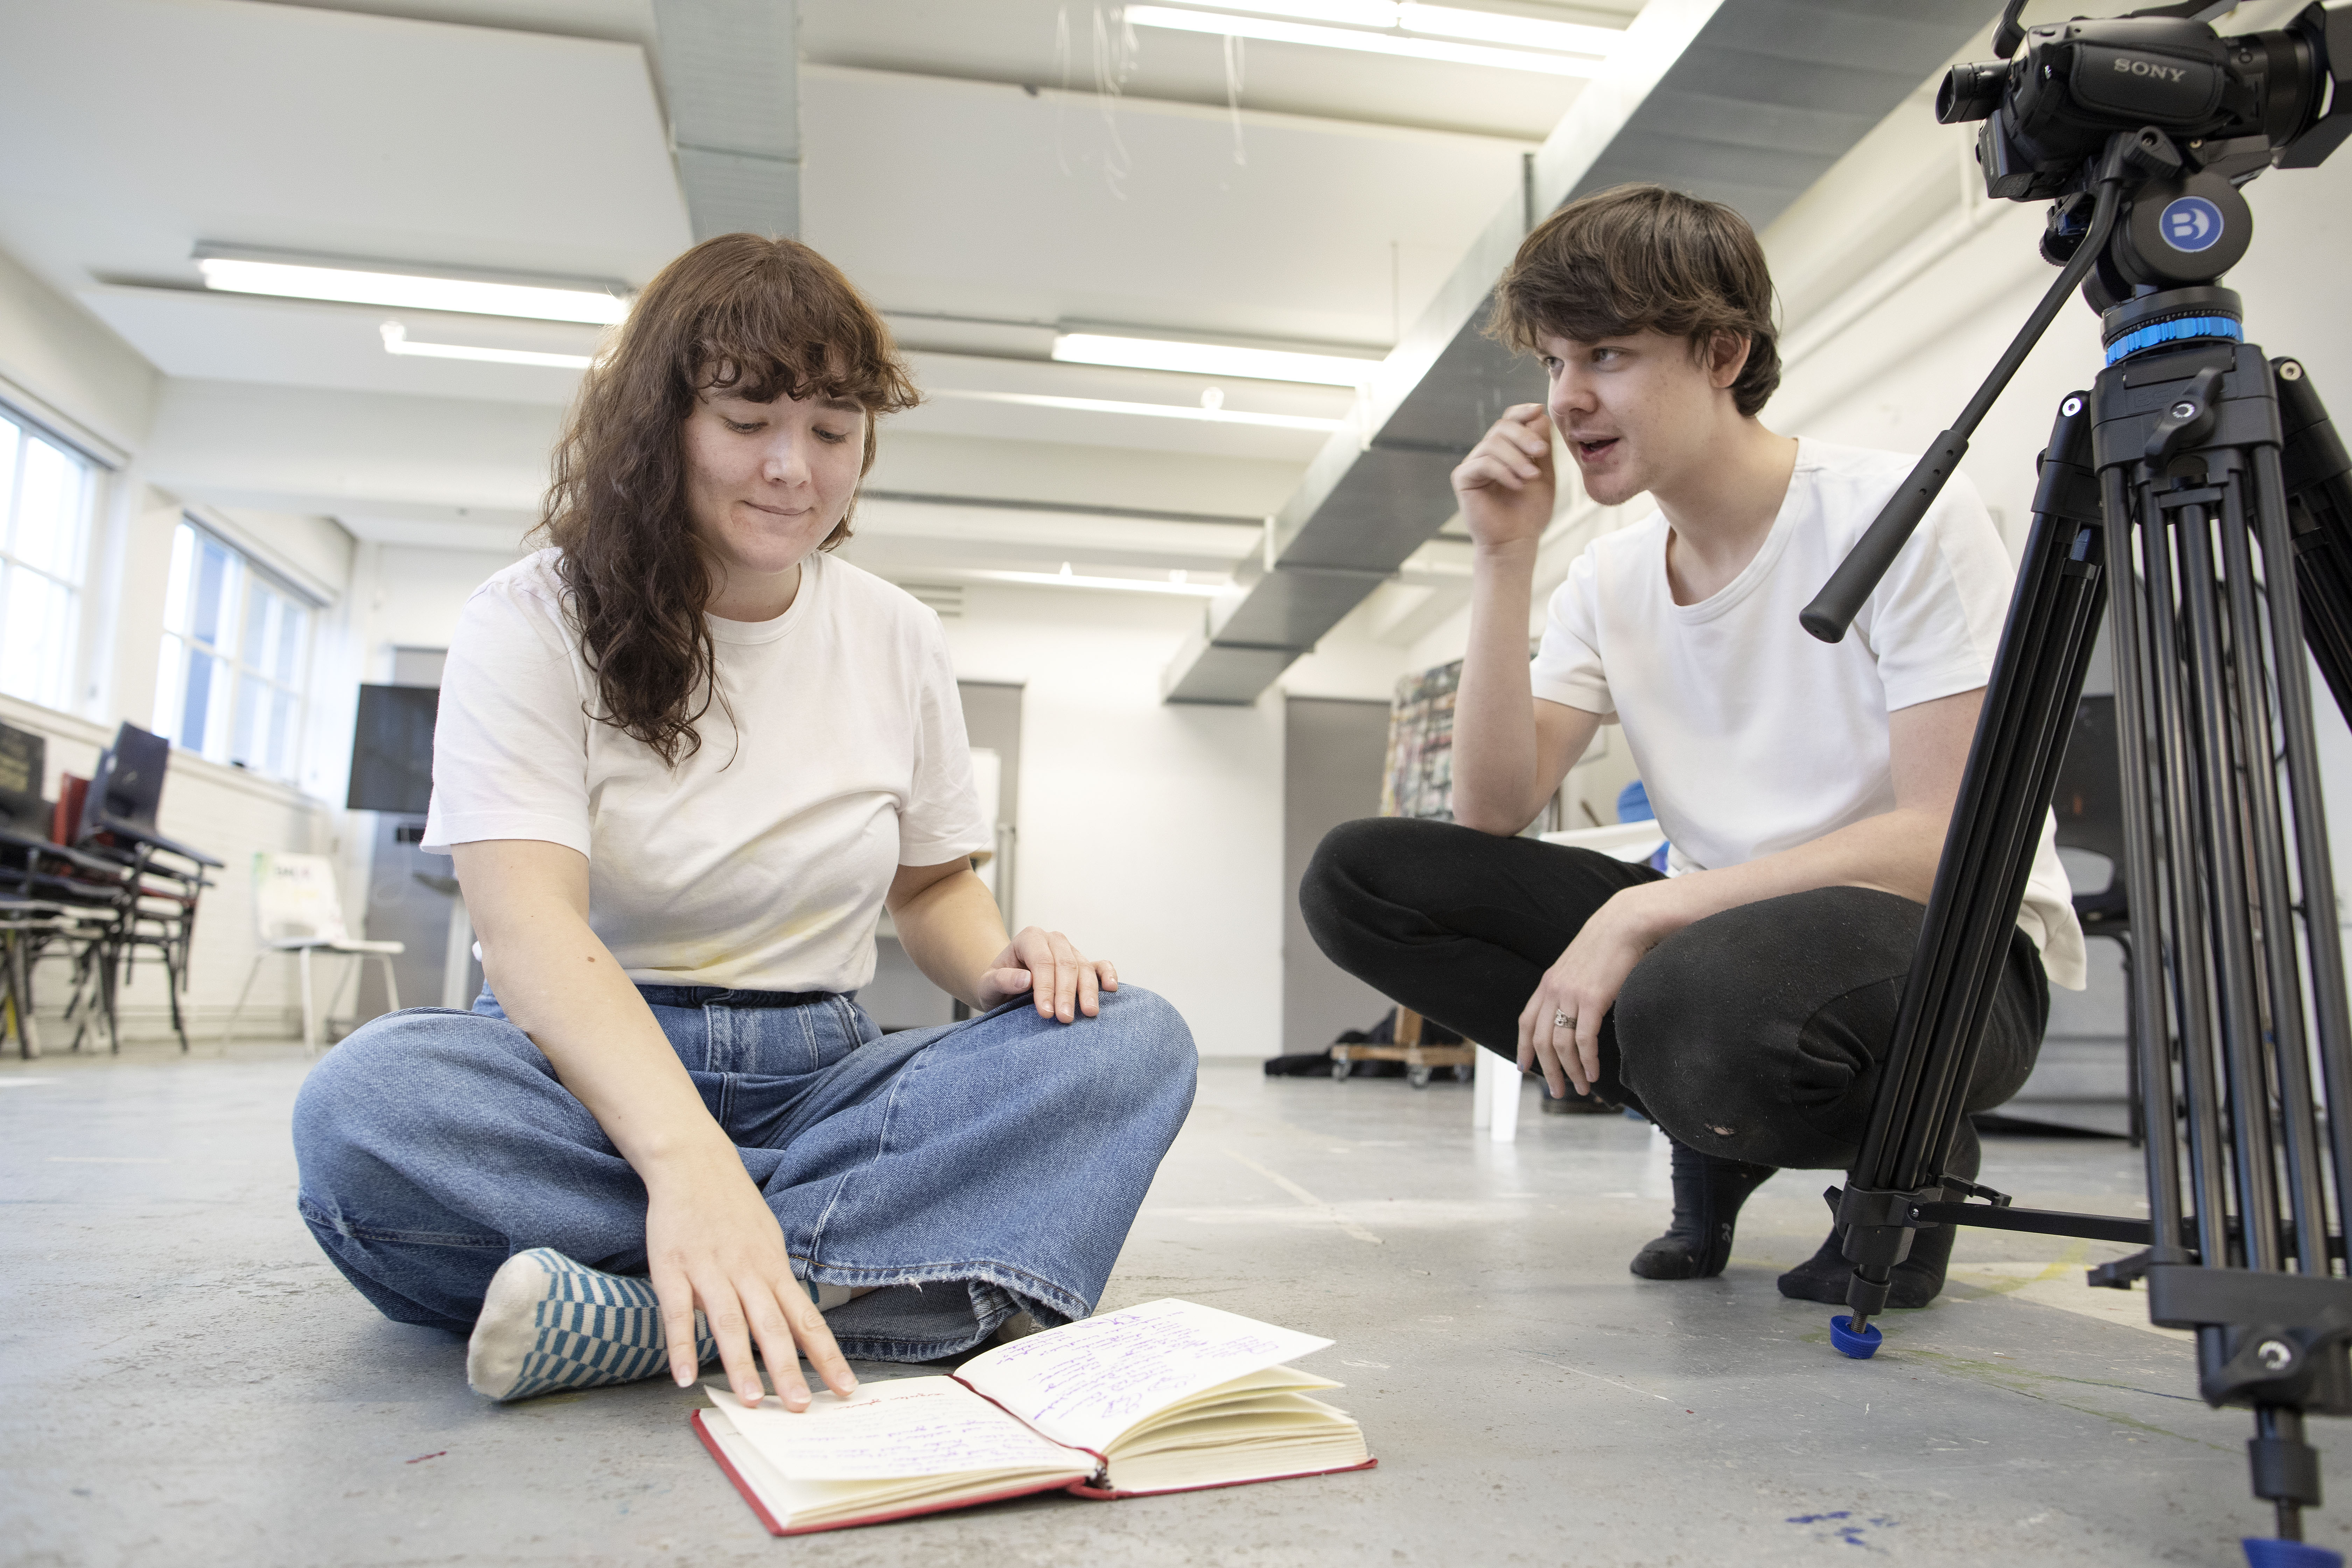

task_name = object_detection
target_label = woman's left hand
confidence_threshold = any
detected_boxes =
[977,926,1118,1024]
[1516,888,1664,1099]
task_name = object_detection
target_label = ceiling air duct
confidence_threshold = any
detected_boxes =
[651,0,801,239]
[1161,0,2007,704]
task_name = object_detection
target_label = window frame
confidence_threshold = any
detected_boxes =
[153,516,319,784]
[0,398,103,715]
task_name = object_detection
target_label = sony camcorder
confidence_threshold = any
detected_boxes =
[1936,1,2351,304]
[1940,1,2352,200]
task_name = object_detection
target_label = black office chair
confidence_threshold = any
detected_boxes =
[2049,693,2140,1142]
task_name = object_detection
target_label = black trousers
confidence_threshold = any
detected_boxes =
[1300,818,2050,1172]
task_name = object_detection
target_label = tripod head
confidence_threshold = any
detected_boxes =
[1799,1,2352,644]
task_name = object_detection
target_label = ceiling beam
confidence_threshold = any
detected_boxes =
[1158,0,2007,705]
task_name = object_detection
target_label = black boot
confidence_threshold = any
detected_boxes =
[1777,1119,1982,1308]
[1629,1138,1777,1280]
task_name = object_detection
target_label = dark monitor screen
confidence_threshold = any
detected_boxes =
[347,685,439,815]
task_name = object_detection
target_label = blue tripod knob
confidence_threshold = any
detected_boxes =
[1829,1314,1882,1359]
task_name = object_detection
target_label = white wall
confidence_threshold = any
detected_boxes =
[940,583,1286,1058]
[0,245,155,459]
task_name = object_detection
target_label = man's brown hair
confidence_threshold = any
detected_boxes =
[1490,184,1781,418]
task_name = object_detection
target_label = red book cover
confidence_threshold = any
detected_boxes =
[691,1409,1087,1538]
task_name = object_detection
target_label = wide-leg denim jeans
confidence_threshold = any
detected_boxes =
[292,983,1197,1361]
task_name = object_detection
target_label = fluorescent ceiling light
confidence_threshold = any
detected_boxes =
[928,387,1345,432]
[964,568,1226,597]
[198,252,628,324]
[1125,4,1608,75]
[1054,332,1375,386]
[380,323,592,369]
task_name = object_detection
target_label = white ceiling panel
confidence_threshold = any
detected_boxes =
[799,0,1632,141]
[331,511,540,552]
[75,286,602,403]
[907,350,1356,416]
[889,393,1334,462]
[802,65,1530,349]
[257,0,659,50]
[894,348,1351,460]
[0,0,690,306]
[864,431,1301,519]
[142,377,563,513]
[843,496,1260,577]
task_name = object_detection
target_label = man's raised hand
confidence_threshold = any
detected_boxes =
[1451,402,1556,552]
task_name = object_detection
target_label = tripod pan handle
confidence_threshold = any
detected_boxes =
[1800,429,1970,644]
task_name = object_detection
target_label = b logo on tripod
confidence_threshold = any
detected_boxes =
[2161,195,2225,252]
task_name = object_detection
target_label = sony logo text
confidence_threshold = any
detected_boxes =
[2114,55,2189,82]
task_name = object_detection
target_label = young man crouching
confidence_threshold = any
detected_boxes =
[1301,184,2083,1307]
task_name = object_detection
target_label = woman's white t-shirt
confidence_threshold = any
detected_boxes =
[422,549,991,994]
[1529,437,2086,991]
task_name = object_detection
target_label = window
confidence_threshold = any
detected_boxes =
[0,409,97,710]
[153,520,313,782]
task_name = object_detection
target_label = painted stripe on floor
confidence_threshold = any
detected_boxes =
[1222,1148,1383,1244]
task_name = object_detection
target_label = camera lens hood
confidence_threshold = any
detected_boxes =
[1938,60,2009,125]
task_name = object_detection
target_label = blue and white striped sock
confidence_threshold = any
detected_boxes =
[465,1248,718,1403]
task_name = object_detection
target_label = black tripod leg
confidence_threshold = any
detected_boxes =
[2099,475,2190,1257]
[2117,343,2352,1550]
[2279,358,2352,716]
[2271,360,2352,1221]
[1838,393,2107,1333]
[2123,467,2235,1266]
[2174,484,2286,1272]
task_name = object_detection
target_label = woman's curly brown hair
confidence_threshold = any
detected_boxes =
[537,233,921,765]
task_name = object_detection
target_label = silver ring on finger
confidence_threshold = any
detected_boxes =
[1553,1009,1574,1030]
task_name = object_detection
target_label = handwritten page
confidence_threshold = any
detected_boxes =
[706,1378,1088,1481]
[956,1299,1333,1454]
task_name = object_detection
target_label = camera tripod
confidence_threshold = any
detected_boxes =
[1800,126,2352,1560]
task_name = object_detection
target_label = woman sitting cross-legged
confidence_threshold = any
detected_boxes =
[292,233,1198,1410]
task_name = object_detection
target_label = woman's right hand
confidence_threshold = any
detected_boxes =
[1451,401,1557,552]
[643,1148,858,1410]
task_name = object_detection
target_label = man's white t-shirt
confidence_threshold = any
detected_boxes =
[1529,437,2086,992]
[422,549,991,994]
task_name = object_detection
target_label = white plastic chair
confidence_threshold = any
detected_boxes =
[222,852,403,1052]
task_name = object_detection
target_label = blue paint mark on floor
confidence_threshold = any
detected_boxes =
[1787,1511,1898,1549]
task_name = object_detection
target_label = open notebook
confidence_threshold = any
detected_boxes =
[691,1298,1375,1535]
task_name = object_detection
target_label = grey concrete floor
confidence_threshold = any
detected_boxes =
[3,1044,2339,1567]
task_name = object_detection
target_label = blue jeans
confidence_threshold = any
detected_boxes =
[292,984,1197,1360]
